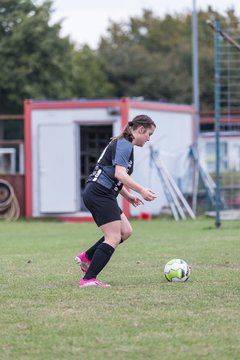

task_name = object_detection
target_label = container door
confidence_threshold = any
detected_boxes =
[39,124,79,213]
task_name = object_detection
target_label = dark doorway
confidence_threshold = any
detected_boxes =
[80,125,112,210]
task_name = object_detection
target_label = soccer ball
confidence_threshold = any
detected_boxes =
[164,259,190,282]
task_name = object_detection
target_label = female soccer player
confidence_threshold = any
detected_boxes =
[75,114,156,287]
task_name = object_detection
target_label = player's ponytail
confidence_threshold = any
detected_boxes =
[111,114,156,141]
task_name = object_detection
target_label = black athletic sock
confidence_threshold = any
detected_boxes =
[85,237,105,260]
[83,243,115,280]
[86,237,123,260]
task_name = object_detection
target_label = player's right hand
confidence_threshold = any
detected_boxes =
[140,188,156,201]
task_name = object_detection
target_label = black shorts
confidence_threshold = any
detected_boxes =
[83,182,122,227]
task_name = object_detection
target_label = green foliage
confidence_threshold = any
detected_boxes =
[99,8,239,110]
[99,10,195,103]
[0,0,116,119]
[0,2,239,120]
[0,218,240,359]
[0,0,74,113]
[71,45,115,98]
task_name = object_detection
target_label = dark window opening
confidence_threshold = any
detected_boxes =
[80,125,112,210]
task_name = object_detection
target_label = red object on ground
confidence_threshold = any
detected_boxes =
[138,212,152,220]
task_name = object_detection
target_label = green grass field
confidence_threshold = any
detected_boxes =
[0,218,240,360]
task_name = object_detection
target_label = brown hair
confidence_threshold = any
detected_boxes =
[112,114,156,141]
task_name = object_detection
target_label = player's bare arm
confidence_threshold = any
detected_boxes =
[120,186,144,207]
[115,165,156,201]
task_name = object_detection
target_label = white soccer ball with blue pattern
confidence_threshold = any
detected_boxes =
[164,259,190,282]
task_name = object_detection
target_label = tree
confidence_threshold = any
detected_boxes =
[98,8,239,111]
[71,45,115,98]
[0,0,74,114]
[98,11,193,104]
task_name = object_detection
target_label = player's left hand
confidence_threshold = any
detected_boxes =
[128,195,144,207]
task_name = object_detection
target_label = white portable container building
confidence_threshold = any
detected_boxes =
[24,98,194,220]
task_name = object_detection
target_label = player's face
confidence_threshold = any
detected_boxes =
[133,125,155,147]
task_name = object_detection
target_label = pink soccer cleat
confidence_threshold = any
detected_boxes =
[79,278,111,288]
[75,251,91,273]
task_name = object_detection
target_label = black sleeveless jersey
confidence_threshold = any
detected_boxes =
[87,138,134,195]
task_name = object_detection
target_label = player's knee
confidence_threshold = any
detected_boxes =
[104,233,121,248]
[121,225,133,241]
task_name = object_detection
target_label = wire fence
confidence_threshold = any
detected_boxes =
[215,20,240,215]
